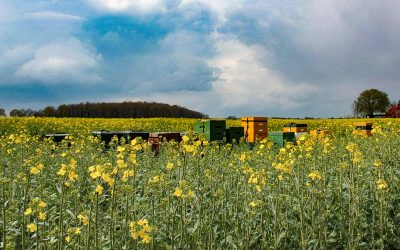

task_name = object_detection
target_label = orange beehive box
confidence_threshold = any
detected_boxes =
[283,123,308,133]
[241,117,268,142]
[355,122,373,128]
[353,122,373,137]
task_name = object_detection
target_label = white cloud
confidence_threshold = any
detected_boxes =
[23,11,85,21]
[87,0,166,15]
[15,38,103,84]
[130,35,316,117]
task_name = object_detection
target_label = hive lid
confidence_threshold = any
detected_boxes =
[241,117,268,122]
[355,122,373,126]
[283,123,307,127]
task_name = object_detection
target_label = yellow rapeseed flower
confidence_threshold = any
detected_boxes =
[27,223,37,232]
[166,162,174,170]
[373,160,382,168]
[95,185,104,195]
[69,171,78,181]
[65,235,71,243]
[78,214,89,225]
[39,212,46,220]
[137,219,148,226]
[182,135,189,142]
[36,163,44,170]
[143,224,152,233]
[377,179,388,190]
[38,200,47,208]
[187,190,195,197]
[24,208,32,215]
[131,231,139,240]
[308,171,322,181]
[142,234,152,244]
[173,187,183,197]
[57,164,67,176]
[249,201,257,207]
[129,153,137,165]
[117,159,127,169]
[30,167,40,175]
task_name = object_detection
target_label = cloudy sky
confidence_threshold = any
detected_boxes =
[1,0,399,117]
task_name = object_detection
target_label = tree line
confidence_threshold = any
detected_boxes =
[1,101,207,118]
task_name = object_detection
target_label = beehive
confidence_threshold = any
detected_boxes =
[353,122,373,136]
[45,133,70,143]
[268,132,295,147]
[92,131,149,147]
[195,120,226,141]
[283,123,308,133]
[241,117,268,142]
[225,127,244,143]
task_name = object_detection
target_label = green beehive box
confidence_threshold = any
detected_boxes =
[226,127,244,143]
[195,120,226,141]
[268,131,295,147]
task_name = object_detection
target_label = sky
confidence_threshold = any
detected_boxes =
[0,0,399,118]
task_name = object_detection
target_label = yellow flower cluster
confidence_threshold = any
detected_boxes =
[88,163,116,191]
[172,180,195,198]
[376,179,388,191]
[246,168,266,193]
[25,198,47,232]
[129,219,153,244]
[77,213,89,225]
[308,170,322,181]
[346,143,363,165]
[30,163,44,175]
[57,159,79,186]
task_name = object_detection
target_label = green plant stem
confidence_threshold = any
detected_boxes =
[95,193,99,250]
[59,182,65,250]
[36,217,39,250]
[2,181,7,250]
[21,176,31,250]
[110,184,117,249]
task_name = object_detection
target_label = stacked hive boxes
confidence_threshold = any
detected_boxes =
[241,117,268,143]
[268,132,295,147]
[195,120,226,142]
[283,123,308,139]
[353,122,373,136]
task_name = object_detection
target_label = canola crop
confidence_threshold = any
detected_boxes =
[1,117,400,249]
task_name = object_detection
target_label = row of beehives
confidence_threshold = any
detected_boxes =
[194,118,374,147]
[45,120,373,149]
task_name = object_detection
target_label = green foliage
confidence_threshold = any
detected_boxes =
[0,108,5,117]
[354,89,390,116]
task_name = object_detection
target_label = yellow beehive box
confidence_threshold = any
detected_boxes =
[241,117,268,142]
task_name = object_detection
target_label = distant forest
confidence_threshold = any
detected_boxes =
[7,101,207,118]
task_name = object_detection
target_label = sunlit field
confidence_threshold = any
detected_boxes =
[1,117,400,249]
